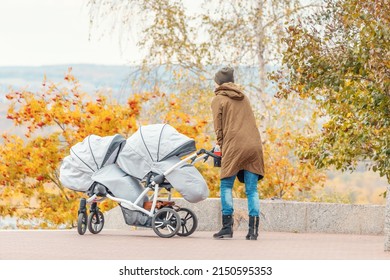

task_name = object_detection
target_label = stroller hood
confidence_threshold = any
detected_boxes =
[117,124,196,180]
[117,124,208,203]
[60,134,126,192]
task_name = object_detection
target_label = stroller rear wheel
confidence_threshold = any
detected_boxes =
[176,208,198,237]
[77,213,87,235]
[88,210,105,234]
[152,208,180,238]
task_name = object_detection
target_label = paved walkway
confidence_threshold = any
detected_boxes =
[1,229,389,260]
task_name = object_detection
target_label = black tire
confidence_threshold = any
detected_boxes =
[77,213,87,235]
[88,210,104,234]
[176,208,198,237]
[152,208,180,238]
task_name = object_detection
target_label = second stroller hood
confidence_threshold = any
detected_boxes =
[117,124,209,203]
[117,124,196,180]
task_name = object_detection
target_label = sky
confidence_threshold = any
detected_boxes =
[0,0,138,66]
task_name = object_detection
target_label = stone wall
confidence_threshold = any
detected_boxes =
[104,198,385,235]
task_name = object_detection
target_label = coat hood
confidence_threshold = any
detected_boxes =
[215,82,245,100]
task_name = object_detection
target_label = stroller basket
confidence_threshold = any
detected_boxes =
[121,206,152,227]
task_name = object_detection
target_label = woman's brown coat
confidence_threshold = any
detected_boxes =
[211,83,264,181]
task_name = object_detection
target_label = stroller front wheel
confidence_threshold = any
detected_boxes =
[88,210,105,234]
[77,213,87,235]
[152,208,180,238]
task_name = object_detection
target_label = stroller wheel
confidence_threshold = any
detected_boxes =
[152,208,180,238]
[176,208,198,237]
[77,213,87,235]
[88,210,104,234]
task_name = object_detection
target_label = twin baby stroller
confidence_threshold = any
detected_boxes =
[60,124,218,238]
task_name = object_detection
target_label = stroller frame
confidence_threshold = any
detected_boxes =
[77,148,218,238]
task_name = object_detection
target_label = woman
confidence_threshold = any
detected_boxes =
[211,66,264,240]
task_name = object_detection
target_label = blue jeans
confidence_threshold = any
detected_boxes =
[220,170,260,216]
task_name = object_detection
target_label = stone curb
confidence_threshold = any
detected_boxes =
[104,198,385,235]
[385,186,390,250]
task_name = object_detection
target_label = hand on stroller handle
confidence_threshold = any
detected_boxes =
[197,148,221,160]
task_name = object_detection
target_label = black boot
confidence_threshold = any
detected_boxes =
[213,215,233,239]
[246,216,259,240]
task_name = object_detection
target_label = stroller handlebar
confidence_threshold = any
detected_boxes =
[197,148,221,160]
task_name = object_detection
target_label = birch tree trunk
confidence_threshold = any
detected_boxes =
[385,185,390,251]
[255,1,266,99]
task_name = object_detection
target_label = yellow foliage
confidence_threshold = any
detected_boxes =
[1,70,144,228]
[257,95,327,200]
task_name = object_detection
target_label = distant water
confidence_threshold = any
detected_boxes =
[0,64,273,103]
[0,64,136,103]
[0,217,17,229]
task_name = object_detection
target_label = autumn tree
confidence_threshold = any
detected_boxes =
[0,70,144,228]
[275,0,389,249]
[277,0,389,183]
[259,96,326,200]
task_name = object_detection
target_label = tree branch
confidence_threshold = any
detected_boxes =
[263,4,323,30]
[47,173,70,202]
[53,119,66,133]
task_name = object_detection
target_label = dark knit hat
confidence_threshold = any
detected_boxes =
[214,66,234,85]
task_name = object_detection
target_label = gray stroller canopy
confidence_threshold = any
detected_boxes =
[60,134,126,192]
[117,124,196,179]
[70,134,125,172]
[117,124,209,203]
